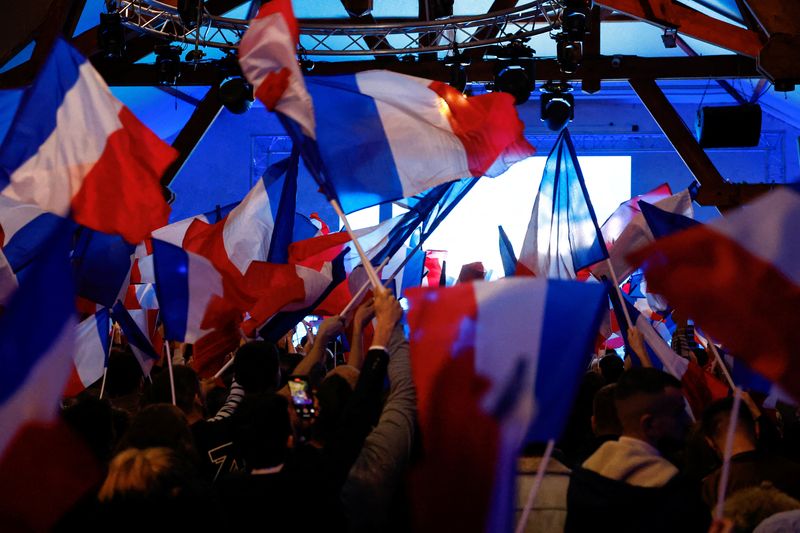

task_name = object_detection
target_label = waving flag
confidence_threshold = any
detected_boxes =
[64,308,111,397]
[111,301,160,376]
[608,284,727,417]
[0,39,175,243]
[639,198,699,238]
[304,72,534,213]
[590,190,693,282]
[72,227,135,308]
[153,239,228,343]
[597,183,672,248]
[406,278,606,532]
[517,129,607,278]
[498,225,517,277]
[631,186,800,401]
[0,196,65,273]
[0,221,101,530]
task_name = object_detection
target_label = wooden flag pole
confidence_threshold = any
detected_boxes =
[329,198,382,289]
[715,387,742,520]
[515,439,556,533]
[99,322,116,400]
[98,368,109,400]
[213,354,235,380]
[163,340,177,406]
[340,256,392,317]
[700,331,737,391]
[604,259,634,330]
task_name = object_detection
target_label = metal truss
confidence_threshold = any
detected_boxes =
[113,0,563,56]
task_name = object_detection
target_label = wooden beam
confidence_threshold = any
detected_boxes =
[629,78,729,207]
[0,0,55,68]
[739,0,800,36]
[161,84,223,188]
[596,0,763,57]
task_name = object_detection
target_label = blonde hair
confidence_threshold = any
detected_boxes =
[98,447,176,502]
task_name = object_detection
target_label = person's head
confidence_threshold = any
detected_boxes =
[724,482,800,533]
[117,404,196,459]
[614,368,689,453]
[592,384,622,437]
[98,447,191,502]
[701,396,757,458]
[105,346,143,398]
[599,354,625,384]
[62,395,118,463]
[235,393,293,471]
[143,365,201,418]
[310,374,354,445]
[233,341,281,394]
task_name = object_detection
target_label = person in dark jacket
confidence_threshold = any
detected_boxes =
[565,367,710,533]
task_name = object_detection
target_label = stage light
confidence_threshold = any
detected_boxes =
[562,0,592,39]
[155,45,181,86]
[556,35,582,75]
[219,77,254,115]
[661,27,677,48]
[445,45,470,93]
[540,82,574,131]
[177,0,202,28]
[98,12,126,60]
[489,42,535,104]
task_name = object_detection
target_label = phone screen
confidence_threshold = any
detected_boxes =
[289,379,313,406]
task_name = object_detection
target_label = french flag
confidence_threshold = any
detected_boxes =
[0,39,176,244]
[406,278,606,532]
[597,183,673,248]
[111,301,161,376]
[0,195,64,274]
[0,221,101,530]
[590,189,693,282]
[64,309,111,397]
[152,239,228,343]
[73,227,135,308]
[631,185,800,402]
[304,71,535,213]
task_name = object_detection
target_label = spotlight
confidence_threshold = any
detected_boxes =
[98,12,126,60]
[489,42,535,105]
[219,77,254,115]
[556,35,582,75]
[155,45,181,86]
[445,44,470,93]
[661,27,677,48]
[562,0,592,39]
[540,82,574,132]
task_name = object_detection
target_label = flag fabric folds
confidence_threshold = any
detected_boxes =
[0,39,175,244]
[591,190,694,282]
[153,239,226,344]
[72,227,135,308]
[498,225,517,277]
[64,308,111,397]
[630,186,800,401]
[111,301,160,376]
[406,277,606,532]
[516,129,607,278]
[0,221,101,531]
[0,195,64,273]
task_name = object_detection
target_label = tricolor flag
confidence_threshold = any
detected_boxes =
[597,183,672,249]
[0,195,64,274]
[153,239,228,343]
[639,198,699,238]
[631,185,800,401]
[0,39,176,244]
[517,129,607,278]
[406,277,606,532]
[498,225,517,277]
[304,72,534,213]
[64,309,111,397]
[110,301,160,376]
[0,221,101,530]
[72,227,135,308]
[591,190,693,282]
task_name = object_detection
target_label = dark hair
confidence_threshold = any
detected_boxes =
[593,384,622,436]
[234,393,292,470]
[599,354,625,384]
[62,396,118,463]
[118,404,197,460]
[701,396,756,441]
[693,348,709,367]
[615,367,682,402]
[233,341,280,394]
[312,374,353,444]
[143,365,200,416]
[105,346,143,398]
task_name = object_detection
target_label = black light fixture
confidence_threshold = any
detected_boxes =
[98,12,126,60]
[540,82,574,131]
[661,27,678,48]
[487,42,535,105]
[177,0,202,28]
[445,44,470,93]
[556,34,583,75]
[155,45,181,86]
[562,0,592,39]
[219,77,254,114]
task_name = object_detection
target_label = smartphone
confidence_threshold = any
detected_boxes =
[288,376,316,419]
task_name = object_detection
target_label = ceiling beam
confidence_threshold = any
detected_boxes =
[738,0,800,36]
[675,36,748,105]
[596,0,763,57]
[161,84,223,189]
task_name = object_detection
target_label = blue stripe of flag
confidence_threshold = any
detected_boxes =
[94,308,111,366]
[72,227,135,308]
[4,211,66,272]
[639,199,699,239]
[151,239,190,342]
[110,301,160,360]
[0,39,84,186]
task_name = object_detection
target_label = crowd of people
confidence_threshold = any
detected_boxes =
[54,289,800,532]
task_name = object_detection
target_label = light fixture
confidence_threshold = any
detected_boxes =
[556,34,582,75]
[487,42,535,105]
[661,27,678,48]
[540,82,574,131]
[562,0,592,39]
[177,0,202,28]
[98,12,126,60]
[219,77,254,114]
[445,44,470,93]
[155,45,181,86]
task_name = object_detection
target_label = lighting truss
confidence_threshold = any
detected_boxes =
[113,0,563,56]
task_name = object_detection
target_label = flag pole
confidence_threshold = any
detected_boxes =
[163,340,177,406]
[715,387,742,520]
[604,259,634,330]
[213,353,236,380]
[699,331,736,391]
[515,439,555,533]
[99,321,116,400]
[329,198,382,289]
[340,256,392,317]
[98,368,109,400]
